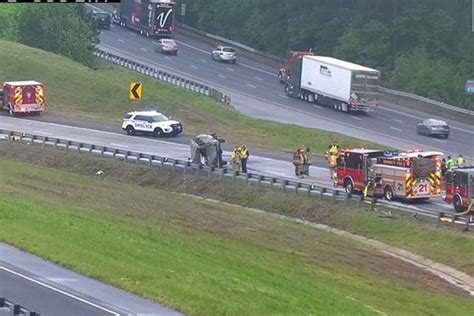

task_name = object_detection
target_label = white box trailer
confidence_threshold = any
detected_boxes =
[285,56,381,112]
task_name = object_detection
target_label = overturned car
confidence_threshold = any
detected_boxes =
[190,134,226,168]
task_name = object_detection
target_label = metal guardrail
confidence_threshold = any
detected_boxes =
[1,129,472,229]
[0,297,39,316]
[93,49,232,105]
[178,24,473,116]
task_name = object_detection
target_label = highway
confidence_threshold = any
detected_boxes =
[0,243,183,316]
[0,116,456,218]
[92,12,473,162]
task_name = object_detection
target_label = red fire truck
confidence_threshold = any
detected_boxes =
[444,167,474,213]
[335,148,443,201]
[0,81,46,116]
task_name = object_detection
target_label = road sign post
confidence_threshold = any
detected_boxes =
[129,82,142,100]
[181,3,186,24]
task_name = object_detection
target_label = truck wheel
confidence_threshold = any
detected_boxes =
[453,195,465,213]
[344,178,354,194]
[154,128,163,137]
[8,106,16,117]
[126,126,135,135]
[384,186,394,201]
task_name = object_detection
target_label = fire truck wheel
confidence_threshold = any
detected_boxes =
[384,186,394,201]
[453,195,465,213]
[126,126,136,136]
[8,106,15,117]
[343,178,354,194]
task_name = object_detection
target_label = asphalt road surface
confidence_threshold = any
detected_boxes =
[0,243,183,316]
[0,116,456,218]
[90,8,473,162]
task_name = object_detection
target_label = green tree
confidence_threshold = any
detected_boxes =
[0,4,24,41]
[18,5,96,67]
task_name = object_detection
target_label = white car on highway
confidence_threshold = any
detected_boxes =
[211,46,237,63]
[122,110,182,137]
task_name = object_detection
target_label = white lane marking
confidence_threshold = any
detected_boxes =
[94,45,474,160]
[381,106,474,134]
[33,130,52,135]
[247,84,257,89]
[109,143,129,148]
[140,47,148,52]
[118,39,125,43]
[391,118,404,123]
[434,139,446,143]
[313,104,323,109]
[190,65,199,69]
[129,32,137,37]
[225,67,235,72]
[390,126,402,132]
[199,58,207,63]
[0,267,119,316]
[152,41,159,44]
[85,3,105,12]
[218,74,227,79]
[279,94,289,99]
[255,77,264,81]
[173,40,277,76]
[350,116,362,121]
[164,56,172,61]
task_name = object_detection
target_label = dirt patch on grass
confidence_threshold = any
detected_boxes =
[0,142,472,297]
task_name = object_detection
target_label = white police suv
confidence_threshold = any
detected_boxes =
[122,110,183,137]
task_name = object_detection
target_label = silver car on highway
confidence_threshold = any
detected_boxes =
[154,39,178,55]
[211,46,237,63]
[416,119,450,138]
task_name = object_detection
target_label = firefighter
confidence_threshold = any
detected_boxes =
[231,146,241,171]
[441,158,447,177]
[303,147,312,175]
[293,148,305,178]
[446,156,454,170]
[240,145,249,173]
[457,154,465,168]
[326,140,339,179]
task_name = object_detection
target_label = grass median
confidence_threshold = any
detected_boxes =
[0,40,382,155]
[0,142,473,315]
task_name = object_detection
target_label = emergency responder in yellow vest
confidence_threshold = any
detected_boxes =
[457,154,465,168]
[446,156,454,170]
[231,146,241,171]
[293,148,305,178]
[240,145,249,173]
[326,140,339,179]
[303,147,312,176]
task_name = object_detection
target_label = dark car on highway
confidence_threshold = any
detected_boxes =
[417,119,450,138]
[93,12,111,30]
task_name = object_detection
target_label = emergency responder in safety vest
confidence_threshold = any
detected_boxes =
[446,156,454,170]
[325,141,340,179]
[303,147,312,176]
[231,146,241,171]
[457,154,465,168]
[293,148,305,178]
[240,145,249,173]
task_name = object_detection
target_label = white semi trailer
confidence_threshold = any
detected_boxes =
[285,56,380,112]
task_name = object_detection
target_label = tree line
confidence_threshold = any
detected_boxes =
[0,4,97,67]
[179,0,473,109]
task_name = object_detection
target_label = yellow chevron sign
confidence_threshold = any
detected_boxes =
[129,82,142,100]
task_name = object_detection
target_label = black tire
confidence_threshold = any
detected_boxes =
[384,186,394,201]
[8,105,16,117]
[154,128,163,137]
[126,126,135,136]
[453,195,465,213]
[344,178,354,194]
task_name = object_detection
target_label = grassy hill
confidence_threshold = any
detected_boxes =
[0,40,382,155]
[0,142,473,315]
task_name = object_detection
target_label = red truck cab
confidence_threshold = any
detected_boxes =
[444,167,474,213]
[278,51,315,83]
[0,81,46,116]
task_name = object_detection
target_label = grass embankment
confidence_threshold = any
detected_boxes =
[0,143,473,315]
[0,40,382,154]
